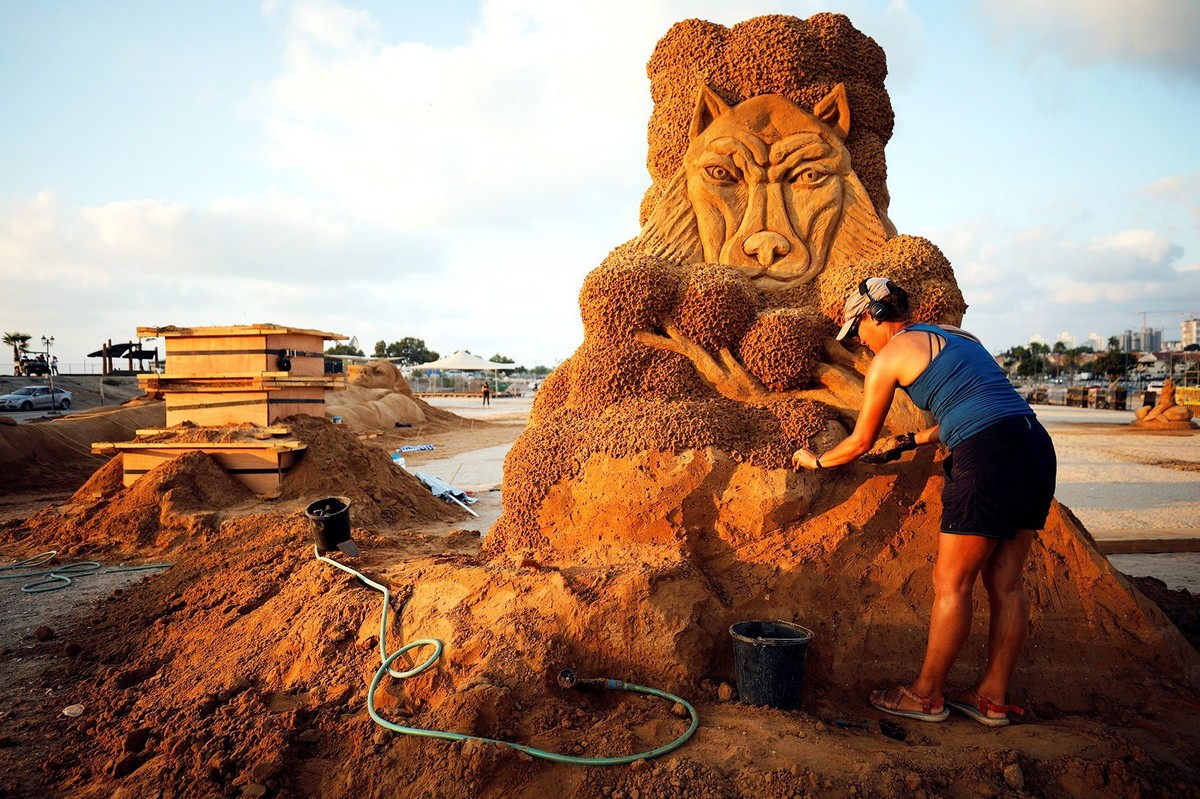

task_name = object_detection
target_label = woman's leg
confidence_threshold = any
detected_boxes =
[908,533,997,701]
[875,533,996,711]
[975,528,1035,705]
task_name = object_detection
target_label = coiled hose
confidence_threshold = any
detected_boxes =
[315,546,700,765]
[1,550,171,593]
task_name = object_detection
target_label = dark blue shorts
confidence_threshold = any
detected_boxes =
[941,415,1057,540]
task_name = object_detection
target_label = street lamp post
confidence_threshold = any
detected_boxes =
[41,335,56,414]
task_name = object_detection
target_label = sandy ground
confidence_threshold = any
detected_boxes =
[1030,405,1200,592]
[1,394,1198,799]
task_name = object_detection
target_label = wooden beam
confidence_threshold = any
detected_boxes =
[1096,538,1200,555]
[138,324,346,340]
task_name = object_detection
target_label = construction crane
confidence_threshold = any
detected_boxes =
[1135,310,1196,332]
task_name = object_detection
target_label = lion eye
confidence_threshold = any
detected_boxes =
[793,167,824,185]
[704,165,738,183]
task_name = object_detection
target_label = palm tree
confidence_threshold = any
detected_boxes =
[3,331,32,375]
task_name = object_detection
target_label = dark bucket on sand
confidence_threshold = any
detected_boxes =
[730,621,814,710]
[305,496,352,552]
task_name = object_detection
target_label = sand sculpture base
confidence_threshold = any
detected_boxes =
[481,446,1200,711]
[1131,418,1197,429]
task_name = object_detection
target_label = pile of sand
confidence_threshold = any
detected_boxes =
[276,415,462,527]
[11,451,253,555]
[8,414,464,558]
[0,401,166,494]
[2,498,1198,798]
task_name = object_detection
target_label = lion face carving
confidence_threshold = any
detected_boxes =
[639,84,886,290]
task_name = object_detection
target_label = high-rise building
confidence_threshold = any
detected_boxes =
[1118,329,1162,353]
[1184,318,1199,348]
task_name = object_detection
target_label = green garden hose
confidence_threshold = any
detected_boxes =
[1,550,171,593]
[315,545,700,765]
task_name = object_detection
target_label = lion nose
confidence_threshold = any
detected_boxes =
[743,232,791,267]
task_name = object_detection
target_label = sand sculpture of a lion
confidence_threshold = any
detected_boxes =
[486,15,967,560]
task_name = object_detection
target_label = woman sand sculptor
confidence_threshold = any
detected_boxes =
[792,278,1057,726]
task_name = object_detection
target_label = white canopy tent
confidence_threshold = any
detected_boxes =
[413,351,517,372]
[411,350,517,393]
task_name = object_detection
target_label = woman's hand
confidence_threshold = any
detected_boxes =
[791,448,820,471]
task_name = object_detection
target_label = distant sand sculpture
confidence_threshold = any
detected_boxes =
[324,360,427,429]
[1133,378,1196,428]
[482,13,1200,708]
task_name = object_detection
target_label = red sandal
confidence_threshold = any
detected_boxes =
[945,689,1024,727]
[869,685,949,722]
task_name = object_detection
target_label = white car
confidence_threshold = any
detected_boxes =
[0,385,72,411]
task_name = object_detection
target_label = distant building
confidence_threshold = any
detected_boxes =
[1183,318,1199,348]
[1086,333,1106,352]
[1118,328,1162,353]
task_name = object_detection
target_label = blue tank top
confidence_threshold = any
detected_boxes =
[899,323,1033,450]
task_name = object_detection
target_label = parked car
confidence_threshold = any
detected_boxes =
[0,385,72,411]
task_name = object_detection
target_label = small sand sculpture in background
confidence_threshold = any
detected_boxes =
[324,359,428,429]
[1133,378,1196,428]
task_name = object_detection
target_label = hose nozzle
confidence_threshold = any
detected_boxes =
[557,668,620,691]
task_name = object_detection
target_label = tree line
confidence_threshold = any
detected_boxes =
[999,338,1141,383]
[325,337,553,375]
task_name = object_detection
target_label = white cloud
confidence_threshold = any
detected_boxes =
[1083,229,1183,281]
[252,0,926,229]
[977,0,1200,79]
[940,215,1199,350]
[255,0,661,229]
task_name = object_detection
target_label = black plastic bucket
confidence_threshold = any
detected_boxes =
[305,496,352,552]
[730,621,814,710]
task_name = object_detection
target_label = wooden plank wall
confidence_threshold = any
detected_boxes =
[267,333,325,377]
[166,391,272,427]
[120,447,304,495]
[163,332,325,377]
[267,387,326,423]
[164,387,326,426]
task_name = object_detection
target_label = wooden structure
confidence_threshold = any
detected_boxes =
[137,324,346,426]
[92,439,306,496]
[92,324,346,497]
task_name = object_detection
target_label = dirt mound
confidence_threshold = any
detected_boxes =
[0,401,166,494]
[276,415,462,527]
[6,413,464,559]
[13,450,255,556]
[3,507,1199,798]
[0,515,713,798]
[1130,576,1200,650]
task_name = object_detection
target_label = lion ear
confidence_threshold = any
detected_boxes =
[813,83,851,140]
[690,85,731,140]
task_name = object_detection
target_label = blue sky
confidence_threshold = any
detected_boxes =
[2,0,1198,370]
